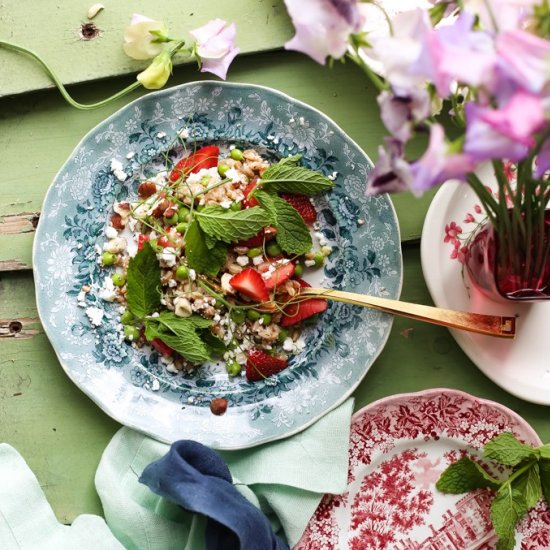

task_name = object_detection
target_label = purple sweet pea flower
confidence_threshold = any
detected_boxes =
[496,30,550,94]
[190,19,239,80]
[377,87,431,142]
[464,102,530,161]
[463,0,537,32]
[366,138,413,196]
[409,124,476,195]
[534,140,550,178]
[284,0,363,64]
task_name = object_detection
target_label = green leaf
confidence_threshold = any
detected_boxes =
[255,191,312,255]
[260,160,335,196]
[436,457,502,494]
[196,206,271,243]
[185,220,227,276]
[491,484,528,550]
[539,459,550,505]
[200,329,226,356]
[126,241,161,318]
[278,154,302,166]
[484,432,540,466]
[512,462,542,508]
[155,311,212,331]
[539,444,550,459]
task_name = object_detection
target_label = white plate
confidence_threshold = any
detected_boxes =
[296,388,548,549]
[420,181,550,405]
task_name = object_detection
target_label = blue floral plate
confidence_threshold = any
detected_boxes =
[33,82,402,449]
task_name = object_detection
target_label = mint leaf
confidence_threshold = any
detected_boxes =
[436,457,501,493]
[539,444,550,459]
[126,241,161,318]
[255,191,312,255]
[512,462,542,508]
[484,432,540,466]
[155,311,212,331]
[196,206,271,243]
[278,154,302,166]
[200,329,226,356]
[539,459,550,504]
[260,160,334,196]
[185,220,227,276]
[491,485,528,550]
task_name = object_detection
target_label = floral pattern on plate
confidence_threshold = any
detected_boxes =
[296,388,549,549]
[33,82,402,448]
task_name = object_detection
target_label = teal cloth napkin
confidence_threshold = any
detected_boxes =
[0,398,353,549]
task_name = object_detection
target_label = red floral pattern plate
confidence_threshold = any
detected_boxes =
[296,389,550,549]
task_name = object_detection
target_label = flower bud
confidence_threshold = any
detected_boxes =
[137,50,172,90]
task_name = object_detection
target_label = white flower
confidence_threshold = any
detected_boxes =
[123,14,168,61]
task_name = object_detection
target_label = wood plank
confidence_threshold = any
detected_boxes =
[0,50,431,272]
[0,0,293,97]
[1,247,549,523]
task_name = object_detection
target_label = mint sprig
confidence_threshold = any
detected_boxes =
[437,433,550,549]
[126,241,162,318]
[185,220,227,276]
[255,191,312,255]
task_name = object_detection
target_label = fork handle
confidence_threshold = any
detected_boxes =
[302,288,516,338]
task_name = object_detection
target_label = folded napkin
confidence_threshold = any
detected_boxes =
[95,397,354,549]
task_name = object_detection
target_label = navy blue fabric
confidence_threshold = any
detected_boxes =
[139,440,290,550]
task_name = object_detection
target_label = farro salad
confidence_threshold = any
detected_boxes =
[86,144,335,393]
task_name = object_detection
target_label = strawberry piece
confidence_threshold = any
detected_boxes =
[137,234,149,250]
[157,235,171,248]
[229,268,270,302]
[236,226,276,248]
[242,180,259,208]
[281,193,317,223]
[246,349,288,381]
[169,145,220,182]
[281,295,328,326]
[151,338,174,357]
[264,262,295,291]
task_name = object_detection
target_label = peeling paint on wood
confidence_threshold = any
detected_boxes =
[0,317,40,339]
[0,260,31,272]
[0,212,40,235]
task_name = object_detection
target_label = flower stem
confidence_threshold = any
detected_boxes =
[346,50,388,92]
[0,39,144,110]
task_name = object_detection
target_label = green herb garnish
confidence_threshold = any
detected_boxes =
[185,220,227,276]
[126,241,162,318]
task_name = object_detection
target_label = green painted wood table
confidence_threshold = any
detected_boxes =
[1,2,549,528]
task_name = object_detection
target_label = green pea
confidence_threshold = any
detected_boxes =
[294,263,303,277]
[176,222,188,234]
[260,313,272,325]
[230,201,242,211]
[112,273,126,287]
[231,308,246,324]
[177,206,190,221]
[101,251,116,266]
[314,252,325,267]
[163,213,178,226]
[277,328,289,343]
[246,309,261,321]
[226,361,242,377]
[230,148,244,161]
[266,242,282,257]
[247,247,263,258]
[218,163,230,177]
[201,175,211,187]
[120,310,134,324]
[176,265,190,280]
[123,325,140,342]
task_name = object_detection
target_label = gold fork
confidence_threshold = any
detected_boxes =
[299,288,516,338]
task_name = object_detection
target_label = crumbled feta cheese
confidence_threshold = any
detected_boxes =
[221,273,235,294]
[282,337,295,352]
[159,247,177,267]
[236,255,250,266]
[186,167,221,188]
[225,168,247,184]
[104,237,127,253]
[166,362,179,374]
[305,259,316,267]
[151,379,160,391]
[357,218,365,226]
[220,200,232,209]
[252,255,263,266]
[99,277,117,302]
[174,296,192,317]
[77,291,86,306]
[86,306,104,327]
[187,396,195,404]
[312,221,321,231]
[105,226,118,239]
[156,131,166,139]
[168,279,177,288]
[314,231,324,241]
[126,151,135,159]
[178,127,189,139]
[289,117,295,123]
[295,337,306,352]
[328,171,338,181]
[110,159,123,173]
[298,116,305,126]
[189,269,196,281]
[151,312,160,318]
[77,243,83,249]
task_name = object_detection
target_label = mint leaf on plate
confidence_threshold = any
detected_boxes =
[126,241,161,319]
[261,159,334,196]
[491,485,528,550]
[185,220,227,276]
[539,459,550,504]
[484,432,540,466]
[512,462,542,508]
[255,191,312,255]
[436,457,501,493]
[196,205,271,243]
[155,311,212,331]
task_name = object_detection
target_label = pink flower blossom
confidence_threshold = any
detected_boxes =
[366,138,413,196]
[190,19,239,80]
[444,221,462,244]
[283,0,363,64]
[464,213,475,223]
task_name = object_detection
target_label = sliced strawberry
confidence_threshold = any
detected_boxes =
[236,226,276,248]
[151,338,174,357]
[229,268,270,302]
[169,145,220,182]
[242,180,259,208]
[264,262,295,291]
[137,234,149,251]
[157,235,171,248]
[246,349,288,381]
[281,296,328,326]
[281,193,317,223]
